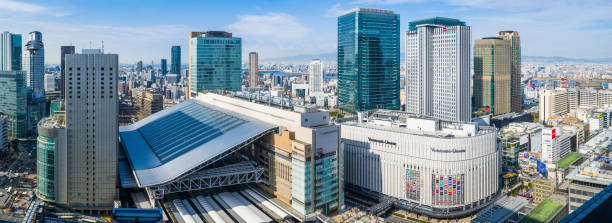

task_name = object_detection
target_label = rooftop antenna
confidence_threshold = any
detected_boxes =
[89,41,92,49]
[101,40,104,54]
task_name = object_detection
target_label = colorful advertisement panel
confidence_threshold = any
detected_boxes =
[432,174,465,205]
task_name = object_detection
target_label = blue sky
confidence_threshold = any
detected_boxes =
[1,0,611,64]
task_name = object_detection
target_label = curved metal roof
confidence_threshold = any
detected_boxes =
[119,100,276,187]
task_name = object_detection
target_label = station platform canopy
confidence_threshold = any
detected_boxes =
[119,99,276,187]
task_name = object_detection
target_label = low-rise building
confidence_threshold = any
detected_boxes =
[542,127,575,165]
[533,178,554,205]
[133,89,163,120]
[566,149,612,213]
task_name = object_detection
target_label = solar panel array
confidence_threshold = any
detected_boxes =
[137,102,246,163]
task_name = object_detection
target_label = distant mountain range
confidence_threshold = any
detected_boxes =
[261,53,612,64]
[260,53,336,63]
[521,56,612,63]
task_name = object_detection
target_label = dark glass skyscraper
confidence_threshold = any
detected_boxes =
[161,58,168,75]
[0,71,27,139]
[60,46,75,98]
[337,8,400,113]
[171,45,181,75]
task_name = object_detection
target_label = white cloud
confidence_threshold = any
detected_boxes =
[225,13,311,38]
[0,0,47,13]
[352,0,424,4]
[327,0,423,18]
[0,0,69,17]
[458,0,612,58]
[225,13,334,61]
[2,20,192,63]
[325,3,346,18]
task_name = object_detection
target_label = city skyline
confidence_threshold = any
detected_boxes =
[1,0,611,64]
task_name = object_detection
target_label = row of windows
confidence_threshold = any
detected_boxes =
[570,196,589,204]
[68,67,113,71]
[570,188,598,197]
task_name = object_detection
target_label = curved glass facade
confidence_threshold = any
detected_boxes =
[37,135,56,201]
[338,9,400,113]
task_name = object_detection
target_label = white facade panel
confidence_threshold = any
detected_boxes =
[341,120,499,216]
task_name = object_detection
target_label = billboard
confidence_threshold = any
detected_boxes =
[432,174,465,205]
[405,169,421,201]
[537,160,548,175]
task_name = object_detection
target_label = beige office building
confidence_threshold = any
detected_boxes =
[133,89,163,120]
[539,89,569,123]
[473,37,511,115]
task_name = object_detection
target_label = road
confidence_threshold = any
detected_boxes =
[385,215,418,223]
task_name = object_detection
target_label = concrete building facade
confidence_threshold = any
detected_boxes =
[539,89,569,123]
[405,17,471,121]
[64,50,118,211]
[198,93,343,216]
[308,59,323,94]
[542,128,573,165]
[248,52,258,87]
[340,110,500,218]
[133,89,163,120]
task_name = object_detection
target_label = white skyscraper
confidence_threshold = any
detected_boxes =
[1,31,21,71]
[23,31,44,92]
[44,73,55,91]
[309,59,323,94]
[405,17,471,122]
[64,50,118,210]
[248,52,258,87]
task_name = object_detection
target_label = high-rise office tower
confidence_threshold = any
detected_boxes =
[1,31,22,71]
[405,17,471,122]
[23,31,44,92]
[0,70,27,139]
[63,50,118,210]
[0,117,7,151]
[309,59,323,93]
[60,46,75,98]
[189,31,241,96]
[171,45,181,75]
[497,31,522,113]
[0,32,26,139]
[187,32,202,100]
[473,37,511,115]
[160,59,167,76]
[337,8,400,113]
[248,52,258,87]
[136,60,143,73]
